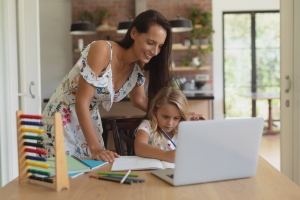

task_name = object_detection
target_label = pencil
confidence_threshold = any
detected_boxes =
[161,129,177,148]
[89,175,131,185]
[120,170,131,184]
[107,175,145,183]
[100,176,131,185]
[97,172,139,177]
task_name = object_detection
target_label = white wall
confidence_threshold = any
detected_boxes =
[0,0,19,187]
[40,0,72,108]
[212,0,280,119]
[0,0,72,187]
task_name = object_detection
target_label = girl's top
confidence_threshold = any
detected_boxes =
[136,120,177,150]
[42,41,145,158]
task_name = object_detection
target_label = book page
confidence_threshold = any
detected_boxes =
[111,156,165,171]
[161,161,175,169]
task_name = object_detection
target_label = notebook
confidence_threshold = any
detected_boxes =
[30,155,91,174]
[151,117,264,186]
[111,156,175,171]
[76,158,108,170]
[29,156,108,178]
[68,172,84,178]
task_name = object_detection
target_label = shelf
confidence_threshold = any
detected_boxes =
[96,25,117,32]
[194,24,203,29]
[74,49,80,53]
[171,66,210,71]
[172,44,208,51]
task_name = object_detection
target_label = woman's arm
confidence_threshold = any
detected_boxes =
[189,112,205,120]
[134,130,176,163]
[129,84,148,112]
[75,41,119,162]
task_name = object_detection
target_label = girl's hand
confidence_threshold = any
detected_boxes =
[91,149,120,162]
[189,112,205,120]
[164,150,176,163]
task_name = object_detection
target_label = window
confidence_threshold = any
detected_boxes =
[223,11,280,120]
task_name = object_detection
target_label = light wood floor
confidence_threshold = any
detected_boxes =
[259,134,280,171]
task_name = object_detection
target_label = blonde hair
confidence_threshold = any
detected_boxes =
[147,87,189,143]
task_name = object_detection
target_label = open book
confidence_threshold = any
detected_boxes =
[111,156,175,171]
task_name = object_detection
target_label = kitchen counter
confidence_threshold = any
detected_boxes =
[43,91,214,103]
[114,93,214,102]
[43,92,214,119]
[183,93,214,100]
[99,92,214,119]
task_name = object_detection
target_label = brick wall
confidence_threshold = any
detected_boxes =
[71,0,213,89]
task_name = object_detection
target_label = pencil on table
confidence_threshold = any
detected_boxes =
[89,175,131,185]
[120,170,131,184]
[97,172,139,177]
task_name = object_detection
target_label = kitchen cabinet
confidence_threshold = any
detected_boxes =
[188,99,213,120]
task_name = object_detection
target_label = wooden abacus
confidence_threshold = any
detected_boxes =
[16,110,69,192]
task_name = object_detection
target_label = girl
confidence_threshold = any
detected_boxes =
[134,87,190,163]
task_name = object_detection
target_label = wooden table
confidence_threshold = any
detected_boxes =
[244,93,280,135]
[1,157,300,200]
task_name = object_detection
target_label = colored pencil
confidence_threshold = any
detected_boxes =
[120,170,131,184]
[107,175,145,183]
[89,175,131,185]
[97,172,139,177]
[161,129,177,148]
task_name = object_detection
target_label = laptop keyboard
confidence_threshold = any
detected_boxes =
[166,174,174,179]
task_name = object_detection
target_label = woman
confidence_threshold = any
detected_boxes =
[42,9,172,162]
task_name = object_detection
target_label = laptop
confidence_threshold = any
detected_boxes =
[151,117,264,186]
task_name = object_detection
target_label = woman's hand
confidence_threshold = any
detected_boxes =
[91,149,120,162]
[189,112,205,120]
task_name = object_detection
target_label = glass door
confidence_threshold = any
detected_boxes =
[223,11,280,123]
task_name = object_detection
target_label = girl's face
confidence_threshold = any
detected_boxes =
[155,103,181,134]
[131,24,167,63]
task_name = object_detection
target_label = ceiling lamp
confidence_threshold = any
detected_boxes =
[70,0,96,35]
[169,15,193,33]
[116,17,133,34]
[70,19,96,35]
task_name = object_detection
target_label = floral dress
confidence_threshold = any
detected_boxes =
[136,120,177,150]
[42,41,145,158]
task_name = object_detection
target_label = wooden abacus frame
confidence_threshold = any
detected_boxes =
[16,110,69,192]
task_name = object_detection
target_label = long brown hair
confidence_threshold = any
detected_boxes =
[147,87,189,142]
[116,9,173,111]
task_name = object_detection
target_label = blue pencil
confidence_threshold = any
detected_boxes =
[161,129,177,148]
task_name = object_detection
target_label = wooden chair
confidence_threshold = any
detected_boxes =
[105,117,144,156]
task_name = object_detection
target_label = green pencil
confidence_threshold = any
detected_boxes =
[98,172,139,177]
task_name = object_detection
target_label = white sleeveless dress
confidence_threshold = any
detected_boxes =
[42,41,145,158]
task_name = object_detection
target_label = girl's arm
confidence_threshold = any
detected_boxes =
[129,84,148,112]
[134,130,175,163]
